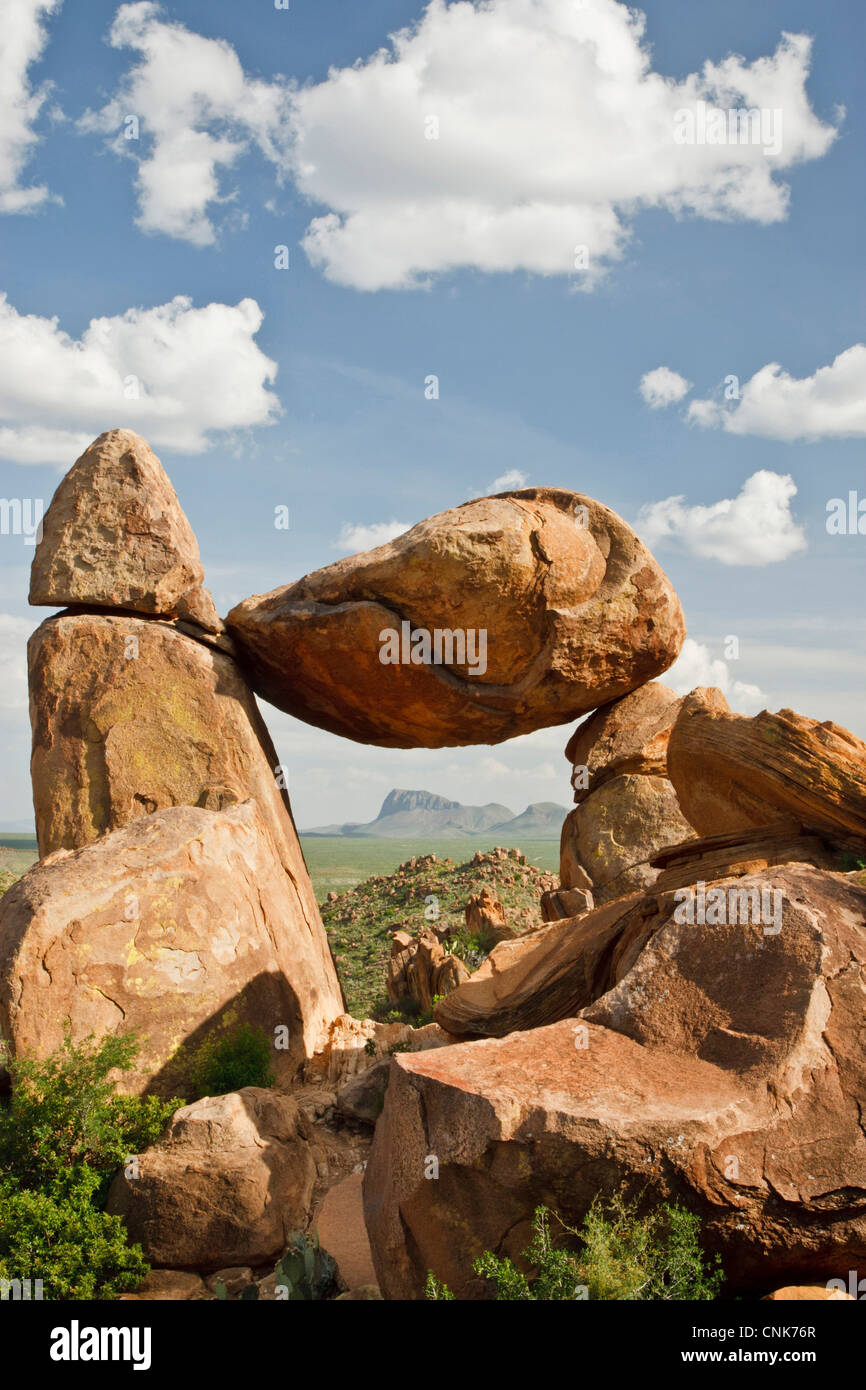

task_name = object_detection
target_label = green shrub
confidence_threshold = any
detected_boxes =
[191,1022,275,1098]
[0,1031,180,1300]
[427,1196,723,1301]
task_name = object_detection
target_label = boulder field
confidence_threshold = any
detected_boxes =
[2,426,866,1300]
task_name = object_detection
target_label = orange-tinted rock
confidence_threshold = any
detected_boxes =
[560,774,693,904]
[30,430,219,631]
[0,801,339,1092]
[565,681,682,801]
[668,688,866,846]
[368,866,866,1299]
[226,488,684,747]
[560,683,693,904]
[434,893,644,1036]
[107,1088,315,1269]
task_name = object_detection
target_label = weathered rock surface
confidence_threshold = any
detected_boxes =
[763,1285,853,1301]
[386,928,470,1013]
[226,488,684,747]
[565,681,683,799]
[668,688,866,846]
[434,893,644,1037]
[559,683,693,904]
[540,886,594,922]
[108,1088,316,1270]
[29,430,219,631]
[0,801,341,1092]
[371,867,866,1298]
[560,774,693,904]
[464,886,515,944]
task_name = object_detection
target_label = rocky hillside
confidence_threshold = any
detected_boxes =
[321,847,557,1018]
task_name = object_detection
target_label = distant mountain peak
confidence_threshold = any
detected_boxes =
[379,788,461,817]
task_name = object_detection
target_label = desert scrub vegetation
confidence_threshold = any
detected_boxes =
[191,1022,275,1098]
[426,1196,724,1301]
[321,848,556,1017]
[0,1031,180,1299]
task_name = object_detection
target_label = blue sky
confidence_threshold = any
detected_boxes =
[0,0,864,829]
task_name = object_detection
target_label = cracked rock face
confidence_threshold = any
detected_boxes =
[366,866,866,1299]
[106,1088,316,1270]
[0,801,340,1094]
[225,488,685,748]
[29,430,220,631]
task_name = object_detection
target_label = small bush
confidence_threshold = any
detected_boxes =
[0,1031,180,1300]
[427,1195,723,1301]
[191,1022,275,1098]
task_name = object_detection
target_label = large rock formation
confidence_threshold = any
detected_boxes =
[367,866,866,1299]
[107,1088,316,1270]
[668,688,866,847]
[226,488,684,747]
[560,683,693,903]
[0,801,341,1093]
[29,429,219,631]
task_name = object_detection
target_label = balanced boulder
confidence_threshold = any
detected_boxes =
[226,488,684,747]
[30,430,219,631]
[668,688,866,846]
[0,800,341,1092]
[368,866,866,1298]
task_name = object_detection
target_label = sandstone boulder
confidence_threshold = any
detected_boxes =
[464,886,515,944]
[434,893,644,1036]
[0,801,340,1093]
[560,773,693,904]
[107,1088,316,1270]
[387,928,470,1013]
[30,430,219,631]
[226,488,684,747]
[368,866,866,1299]
[565,681,682,799]
[668,688,866,846]
[26,612,343,1052]
[540,886,594,922]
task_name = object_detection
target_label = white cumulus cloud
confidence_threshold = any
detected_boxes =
[687,343,866,441]
[639,366,692,409]
[0,0,62,214]
[637,471,806,566]
[286,0,837,289]
[78,2,292,245]
[490,468,529,490]
[665,638,765,714]
[0,291,280,466]
[333,520,412,554]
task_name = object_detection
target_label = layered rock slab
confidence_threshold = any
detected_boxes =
[226,488,684,747]
[107,1088,315,1270]
[0,801,339,1093]
[668,688,866,846]
[370,867,866,1298]
[29,430,219,631]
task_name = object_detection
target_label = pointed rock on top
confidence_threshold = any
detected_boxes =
[29,429,220,632]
